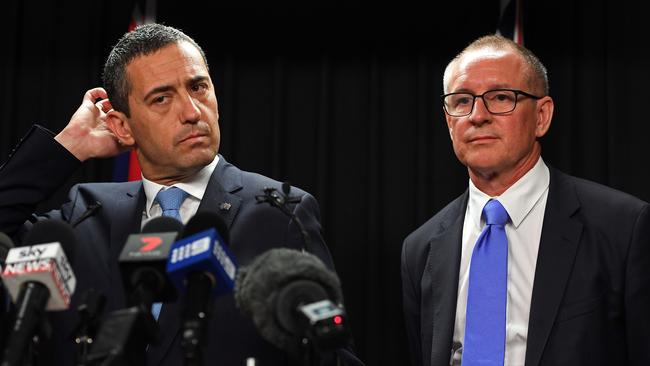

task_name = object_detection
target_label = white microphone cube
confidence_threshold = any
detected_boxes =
[1,243,76,310]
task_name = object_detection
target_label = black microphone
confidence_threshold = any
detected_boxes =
[0,220,77,366]
[70,201,103,228]
[166,211,236,366]
[234,248,350,363]
[72,288,106,366]
[85,216,183,366]
[255,183,313,252]
[0,233,14,266]
[0,232,15,355]
[119,216,183,312]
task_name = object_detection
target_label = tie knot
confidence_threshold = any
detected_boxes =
[483,199,509,226]
[155,187,188,213]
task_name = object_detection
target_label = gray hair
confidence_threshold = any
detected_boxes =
[443,35,549,96]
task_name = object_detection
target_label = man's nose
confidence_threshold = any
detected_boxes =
[468,96,491,125]
[181,94,201,123]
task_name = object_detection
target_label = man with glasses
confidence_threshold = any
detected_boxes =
[401,35,650,366]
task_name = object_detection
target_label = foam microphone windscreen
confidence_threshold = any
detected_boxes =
[234,248,343,351]
[180,211,230,243]
[142,216,184,234]
[0,232,14,262]
[23,220,77,265]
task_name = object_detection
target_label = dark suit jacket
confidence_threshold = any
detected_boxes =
[401,166,650,366]
[0,125,362,366]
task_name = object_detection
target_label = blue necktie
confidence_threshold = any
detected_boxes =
[151,187,188,320]
[155,186,188,222]
[463,199,509,366]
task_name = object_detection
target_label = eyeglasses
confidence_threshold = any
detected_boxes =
[441,88,543,117]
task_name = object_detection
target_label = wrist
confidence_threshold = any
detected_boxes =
[54,127,89,162]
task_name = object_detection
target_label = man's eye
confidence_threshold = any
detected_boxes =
[153,95,167,104]
[456,97,472,105]
[191,83,208,93]
[488,92,515,102]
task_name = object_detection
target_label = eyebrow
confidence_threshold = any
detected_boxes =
[188,75,210,85]
[143,75,210,102]
[143,85,173,102]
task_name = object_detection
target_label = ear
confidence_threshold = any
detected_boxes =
[105,110,135,147]
[534,96,554,138]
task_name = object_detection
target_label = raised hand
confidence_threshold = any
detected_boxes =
[54,87,130,161]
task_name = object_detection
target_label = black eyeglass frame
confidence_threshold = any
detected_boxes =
[441,88,543,117]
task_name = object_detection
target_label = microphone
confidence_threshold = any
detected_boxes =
[70,201,103,228]
[255,183,313,253]
[0,220,77,366]
[166,211,237,365]
[0,232,14,270]
[72,288,106,366]
[85,216,183,366]
[234,248,350,362]
[0,233,15,354]
[118,216,183,311]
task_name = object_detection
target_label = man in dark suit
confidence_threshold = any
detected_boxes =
[401,35,650,366]
[0,24,361,365]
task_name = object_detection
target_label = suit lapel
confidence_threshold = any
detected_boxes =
[525,168,583,366]
[107,182,145,310]
[197,156,243,231]
[426,192,466,366]
[148,155,243,365]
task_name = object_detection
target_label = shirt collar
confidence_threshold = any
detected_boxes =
[468,157,550,228]
[142,154,220,215]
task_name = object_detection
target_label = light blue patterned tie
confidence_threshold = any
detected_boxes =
[155,187,188,222]
[463,199,509,366]
[151,187,188,320]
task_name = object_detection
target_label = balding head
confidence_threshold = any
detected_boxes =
[443,35,549,96]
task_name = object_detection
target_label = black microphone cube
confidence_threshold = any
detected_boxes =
[118,232,179,305]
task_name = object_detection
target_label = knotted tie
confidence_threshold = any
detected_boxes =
[154,186,188,222]
[151,187,188,320]
[463,199,509,366]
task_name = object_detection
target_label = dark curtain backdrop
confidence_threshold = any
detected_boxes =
[2,1,650,365]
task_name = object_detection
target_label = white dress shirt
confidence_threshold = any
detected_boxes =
[451,157,550,366]
[141,155,219,226]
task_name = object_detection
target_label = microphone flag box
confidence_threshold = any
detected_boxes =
[118,232,180,302]
[119,232,179,262]
[167,228,237,296]
[1,243,76,310]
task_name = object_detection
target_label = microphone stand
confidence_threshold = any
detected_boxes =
[86,281,160,366]
[84,306,155,366]
[300,338,319,366]
[180,272,213,366]
[72,289,106,366]
[256,184,330,366]
[24,317,52,366]
[1,282,51,366]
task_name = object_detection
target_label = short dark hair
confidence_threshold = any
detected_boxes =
[102,23,209,116]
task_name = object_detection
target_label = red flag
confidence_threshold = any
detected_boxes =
[113,0,156,182]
